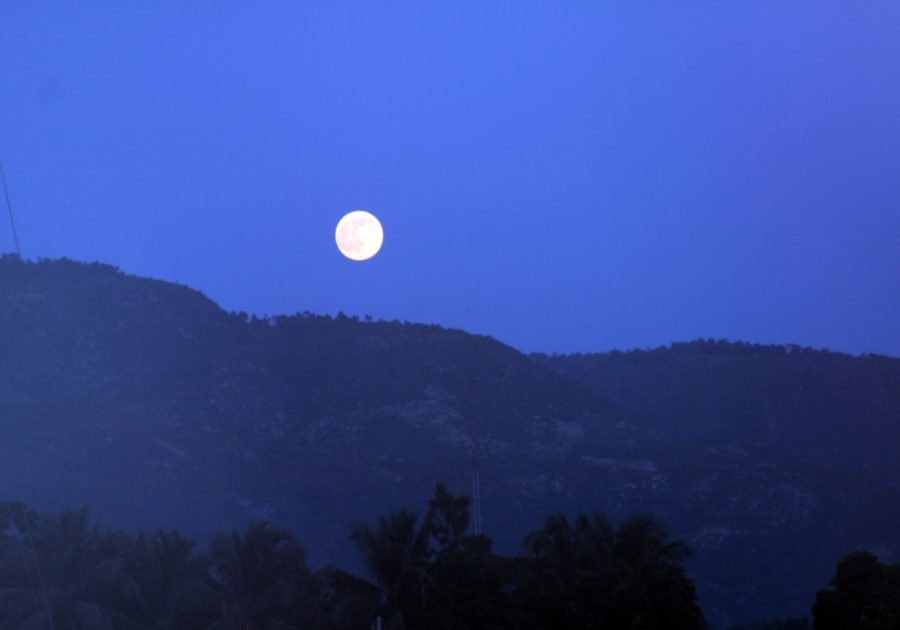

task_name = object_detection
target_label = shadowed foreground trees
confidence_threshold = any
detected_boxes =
[516,513,704,629]
[0,488,706,629]
[733,618,810,630]
[113,529,220,629]
[0,503,320,630]
[348,486,706,629]
[209,521,322,628]
[0,503,129,629]
[812,550,900,629]
[740,551,900,630]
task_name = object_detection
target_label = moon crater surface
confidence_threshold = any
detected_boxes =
[335,210,384,261]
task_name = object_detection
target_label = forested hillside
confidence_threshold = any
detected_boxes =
[2,256,899,627]
[534,341,900,476]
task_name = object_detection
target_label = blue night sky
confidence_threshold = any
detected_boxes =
[2,3,899,356]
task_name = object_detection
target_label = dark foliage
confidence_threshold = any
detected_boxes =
[732,617,810,630]
[0,485,706,630]
[348,485,706,630]
[516,512,704,629]
[812,551,900,629]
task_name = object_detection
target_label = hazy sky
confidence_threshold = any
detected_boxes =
[2,3,899,355]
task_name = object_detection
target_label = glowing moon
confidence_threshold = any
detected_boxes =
[335,210,384,261]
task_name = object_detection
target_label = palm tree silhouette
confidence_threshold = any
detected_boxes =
[0,505,129,629]
[110,529,221,629]
[209,520,319,630]
[610,516,704,629]
[523,512,705,629]
[350,510,431,629]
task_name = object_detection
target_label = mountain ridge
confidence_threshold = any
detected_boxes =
[2,255,899,628]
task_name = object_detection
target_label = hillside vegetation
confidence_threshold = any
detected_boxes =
[1,256,898,627]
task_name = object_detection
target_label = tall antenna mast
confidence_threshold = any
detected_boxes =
[0,161,22,256]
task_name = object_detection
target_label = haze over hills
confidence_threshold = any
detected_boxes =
[1,255,898,628]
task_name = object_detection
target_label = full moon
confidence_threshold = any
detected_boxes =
[335,210,384,261]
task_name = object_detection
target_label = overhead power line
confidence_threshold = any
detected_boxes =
[0,160,22,256]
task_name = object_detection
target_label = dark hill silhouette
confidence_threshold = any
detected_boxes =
[534,341,900,477]
[1,255,898,628]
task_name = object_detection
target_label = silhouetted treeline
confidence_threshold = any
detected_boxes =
[732,617,810,630]
[4,487,898,629]
[732,549,900,630]
[811,550,900,629]
[1,485,705,629]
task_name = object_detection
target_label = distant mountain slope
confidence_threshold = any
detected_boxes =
[533,342,900,477]
[0,254,632,555]
[1,255,899,628]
